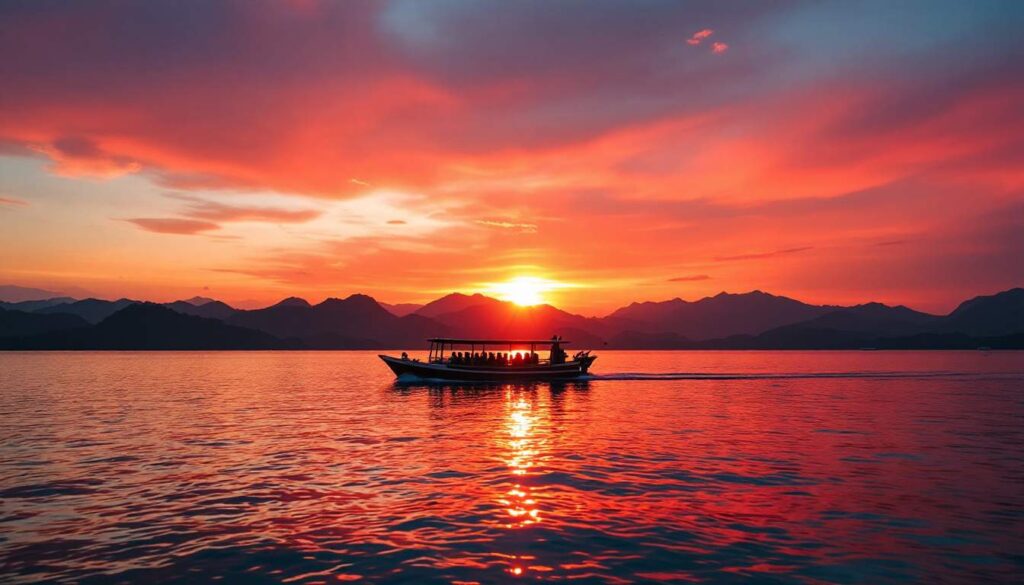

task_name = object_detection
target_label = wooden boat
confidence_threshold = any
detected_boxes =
[380,338,597,381]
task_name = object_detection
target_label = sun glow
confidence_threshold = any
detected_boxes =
[485,276,570,307]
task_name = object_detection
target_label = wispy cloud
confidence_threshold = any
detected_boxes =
[668,274,711,282]
[714,247,812,262]
[124,218,220,235]
[711,41,729,54]
[476,219,538,233]
[0,196,28,207]
[31,136,142,179]
[170,194,322,224]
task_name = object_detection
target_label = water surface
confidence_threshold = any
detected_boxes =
[1,350,1022,583]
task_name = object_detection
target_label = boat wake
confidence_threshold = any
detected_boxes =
[583,371,1018,381]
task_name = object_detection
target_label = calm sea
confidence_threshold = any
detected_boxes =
[1,351,1022,583]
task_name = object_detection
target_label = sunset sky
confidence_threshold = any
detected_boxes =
[1,1,1021,315]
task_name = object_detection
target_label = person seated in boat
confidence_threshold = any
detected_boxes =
[512,352,523,367]
[401,352,409,360]
[530,352,538,364]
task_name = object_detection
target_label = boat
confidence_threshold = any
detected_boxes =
[380,337,597,381]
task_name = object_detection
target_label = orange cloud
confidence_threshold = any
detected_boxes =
[0,2,1020,314]
[124,218,221,235]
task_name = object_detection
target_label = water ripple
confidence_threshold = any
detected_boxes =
[0,350,1022,583]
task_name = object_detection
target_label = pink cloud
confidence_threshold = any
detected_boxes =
[0,196,28,207]
[687,28,714,45]
[712,42,729,54]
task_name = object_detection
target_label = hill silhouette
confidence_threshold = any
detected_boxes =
[1,286,1021,350]
[164,299,237,320]
[0,285,67,303]
[413,293,498,318]
[0,303,284,350]
[0,307,89,337]
[380,302,424,317]
[607,290,837,339]
[36,298,137,324]
[934,288,1024,336]
[0,297,77,312]
[227,294,442,348]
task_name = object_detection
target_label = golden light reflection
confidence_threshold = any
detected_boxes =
[498,387,545,578]
[503,393,540,526]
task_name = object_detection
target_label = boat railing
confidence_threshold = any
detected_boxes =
[429,357,560,367]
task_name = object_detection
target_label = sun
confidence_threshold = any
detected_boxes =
[486,276,564,307]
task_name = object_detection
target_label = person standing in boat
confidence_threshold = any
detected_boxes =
[550,336,567,364]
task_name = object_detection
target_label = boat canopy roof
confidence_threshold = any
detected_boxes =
[428,338,570,345]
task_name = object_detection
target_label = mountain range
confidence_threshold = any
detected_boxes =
[1,287,1022,350]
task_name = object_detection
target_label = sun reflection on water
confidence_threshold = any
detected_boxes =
[502,391,540,528]
[498,387,548,577]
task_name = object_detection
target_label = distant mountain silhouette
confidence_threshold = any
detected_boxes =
[272,297,312,308]
[0,307,89,338]
[0,284,66,303]
[777,303,938,337]
[1,303,284,350]
[413,293,497,318]
[0,297,77,312]
[693,291,1024,349]
[228,294,441,348]
[380,302,424,317]
[35,298,138,324]
[183,296,218,306]
[164,299,237,320]
[932,288,1024,336]
[1,286,1021,350]
[607,291,835,339]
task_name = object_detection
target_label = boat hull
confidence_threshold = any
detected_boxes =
[379,354,596,381]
